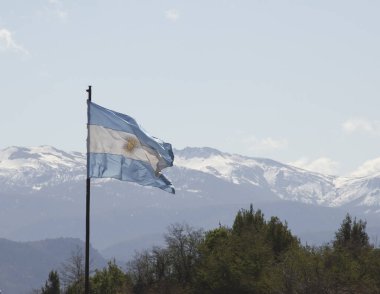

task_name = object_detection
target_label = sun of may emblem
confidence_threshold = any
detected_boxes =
[124,136,139,153]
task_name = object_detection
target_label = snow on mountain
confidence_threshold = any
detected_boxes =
[1,146,380,209]
[0,146,85,190]
[1,145,380,253]
[175,147,337,205]
[332,175,380,207]
[174,147,380,208]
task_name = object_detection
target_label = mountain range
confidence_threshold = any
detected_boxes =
[0,237,106,294]
[1,145,379,262]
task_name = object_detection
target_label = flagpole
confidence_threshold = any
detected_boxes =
[85,85,92,294]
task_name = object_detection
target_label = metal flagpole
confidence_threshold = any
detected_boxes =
[85,85,92,294]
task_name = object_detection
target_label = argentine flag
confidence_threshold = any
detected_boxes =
[87,101,175,194]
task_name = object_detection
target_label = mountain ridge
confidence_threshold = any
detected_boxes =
[1,145,380,209]
[0,237,106,294]
[1,145,380,256]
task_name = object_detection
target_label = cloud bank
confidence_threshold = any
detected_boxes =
[290,157,339,175]
[342,118,380,136]
[350,157,380,178]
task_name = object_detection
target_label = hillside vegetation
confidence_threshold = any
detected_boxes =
[38,205,380,294]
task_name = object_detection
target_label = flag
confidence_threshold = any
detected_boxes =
[87,101,175,194]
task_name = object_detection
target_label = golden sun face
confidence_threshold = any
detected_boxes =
[124,137,139,153]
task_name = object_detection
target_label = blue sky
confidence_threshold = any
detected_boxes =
[1,0,379,176]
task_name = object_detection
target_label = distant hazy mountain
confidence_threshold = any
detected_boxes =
[0,146,379,262]
[0,237,106,294]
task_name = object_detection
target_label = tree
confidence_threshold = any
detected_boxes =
[232,204,265,235]
[41,271,60,294]
[266,216,298,257]
[127,249,156,293]
[91,260,132,294]
[164,223,204,287]
[126,223,203,293]
[59,246,85,293]
[40,208,380,294]
[333,214,370,253]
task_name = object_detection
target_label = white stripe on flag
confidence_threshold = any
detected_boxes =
[89,124,160,171]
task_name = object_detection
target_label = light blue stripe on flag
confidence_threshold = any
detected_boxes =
[89,102,174,167]
[88,101,175,194]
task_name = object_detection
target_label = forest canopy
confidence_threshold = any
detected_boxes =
[38,205,380,294]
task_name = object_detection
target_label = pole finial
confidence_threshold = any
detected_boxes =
[86,85,92,101]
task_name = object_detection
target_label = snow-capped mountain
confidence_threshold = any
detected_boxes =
[1,145,380,209]
[175,147,380,209]
[1,145,379,254]
[0,146,85,190]
[175,147,337,206]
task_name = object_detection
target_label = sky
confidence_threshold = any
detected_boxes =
[0,0,379,177]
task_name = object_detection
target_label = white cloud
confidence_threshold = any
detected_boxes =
[0,28,29,55]
[244,136,288,152]
[350,157,380,178]
[342,118,380,136]
[289,157,339,175]
[165,9,180,22]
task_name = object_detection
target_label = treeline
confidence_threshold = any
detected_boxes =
[37,205,380,293]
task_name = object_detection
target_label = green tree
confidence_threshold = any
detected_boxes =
[127,223,203,293]
[91,260,132,294]
[232,205,265,235]
[42,207,380,294]
[41,270,60,294]
[322,214,377,293]
[266,216,298,257]
[333,214,370,254]
[195,206,292,293]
